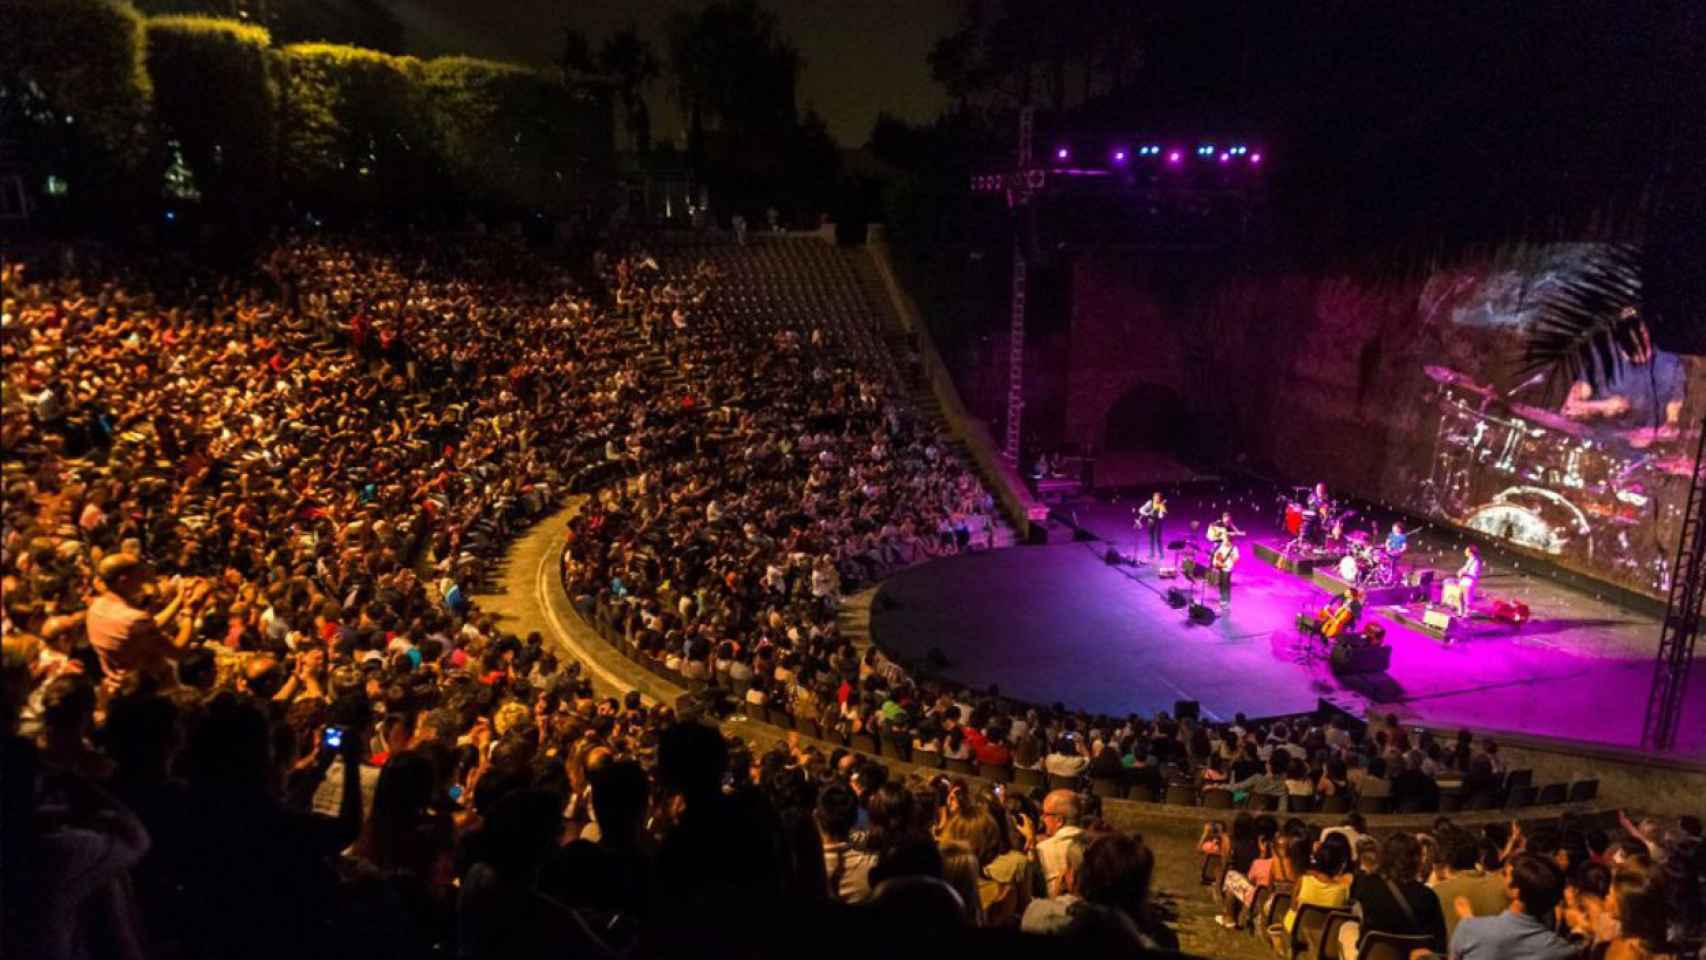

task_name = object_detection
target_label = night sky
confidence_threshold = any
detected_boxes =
[391,0,960,146]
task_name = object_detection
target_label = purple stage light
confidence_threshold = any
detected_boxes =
[1112,148,1128,163]
[1219,152,1230,164]
[1250,152,1263,165]
[1055,146,1070,160]
[1167,150,1182,165]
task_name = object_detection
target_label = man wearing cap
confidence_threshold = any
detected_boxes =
[86,553,207,693]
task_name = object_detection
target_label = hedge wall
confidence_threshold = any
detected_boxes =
[145,16,279,210]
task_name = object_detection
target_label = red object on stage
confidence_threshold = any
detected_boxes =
[1490,599,1530,625]
[1284,503,1303,535]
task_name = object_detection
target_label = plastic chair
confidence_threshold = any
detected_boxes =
[1290,904,1339,960]
[1091,777,1126,799]
[1358,932,1435,960]
[1200,853,1224,886]
[1505,785,1538,808]
[1535,783,1567,805]
[1316,910,1359,960]
[1203,789,1235,809]
[1568,779,1599,802]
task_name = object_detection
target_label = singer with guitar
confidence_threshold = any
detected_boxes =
[1207,512,1244,548]
[1136,491,1168,560]
[1211,536,1239,612]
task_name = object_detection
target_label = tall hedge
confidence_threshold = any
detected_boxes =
[421,57,577,214]
[279,43,437,213]
[0,0,153,202]
[145,16,278,213]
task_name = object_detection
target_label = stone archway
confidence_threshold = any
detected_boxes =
[1102,381,1190,454]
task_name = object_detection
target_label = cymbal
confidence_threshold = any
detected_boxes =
[1424,364,1494,396]
[1507,402,1592,438]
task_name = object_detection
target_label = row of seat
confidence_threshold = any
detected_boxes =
[577,605,1598,817]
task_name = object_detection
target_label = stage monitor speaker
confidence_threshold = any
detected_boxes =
[1166,587,1189,608]
[1174,700,1200,721]
[1422,608,1453,631]
[1188,603,1217,625]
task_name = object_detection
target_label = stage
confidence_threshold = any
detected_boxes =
[871,482,1706,757]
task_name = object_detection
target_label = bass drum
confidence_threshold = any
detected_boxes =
[1337,554,1363,583]
[1462,486,1593,558]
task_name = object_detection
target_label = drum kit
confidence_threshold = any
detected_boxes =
[1335,531,1400,588]
[1420,363,1691,591]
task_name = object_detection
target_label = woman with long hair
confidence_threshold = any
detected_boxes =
[1285,831,1353,934]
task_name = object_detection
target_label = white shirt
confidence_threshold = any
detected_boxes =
[1035,825,1085,896]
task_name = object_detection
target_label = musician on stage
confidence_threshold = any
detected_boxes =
[1137,491,1167,560]
[1207,512,1243,547]
[1451,545,1482,616]
[1303,586,1363,639]
[1385,522,1409,575]
[1305,483,1332,546]
[1211,536,1239,612]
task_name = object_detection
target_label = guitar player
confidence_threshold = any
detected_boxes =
[1211,536,1239,612]
[1135,491,1167,560]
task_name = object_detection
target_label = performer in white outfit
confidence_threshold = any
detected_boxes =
[1452,545,1482,616]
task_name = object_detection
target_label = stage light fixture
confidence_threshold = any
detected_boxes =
[1219,152,1230,163]
[1167,150,1183,164]
[1055,146,1070,160]
[1112,148,1128,163]
[1250,153,1262,164]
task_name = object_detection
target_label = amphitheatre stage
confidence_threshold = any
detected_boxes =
[872,481,1706,758]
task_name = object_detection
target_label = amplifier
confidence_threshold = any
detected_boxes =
[1422,608,1453,631]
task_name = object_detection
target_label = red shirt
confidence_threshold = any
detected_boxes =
[974,741,1013,767]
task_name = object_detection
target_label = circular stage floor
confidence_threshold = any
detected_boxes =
[870,492,1706,756]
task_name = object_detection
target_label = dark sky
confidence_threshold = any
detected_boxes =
[392,0,960,146]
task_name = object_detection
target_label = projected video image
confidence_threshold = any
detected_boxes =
[1406,247,1701,595]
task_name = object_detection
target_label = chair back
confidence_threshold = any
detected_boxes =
[1048,773,1080,791]
[1290,903,1338,960]
[914,749,944,769]
[851,733,880,756]
[979,763,1014,784]
[1316,910,1359,960]
[1200,853,1224,886]
[1535,783,1566,805]
[1090,777,1125,799]
[1202,789,1235,809]
[1505,785,1538,808]
[1015,767,1046,788]
[1318,794,1351,813]
[1567,779,1599,802]
[1164,784,1198,806]
[1356,795,1389,814]
[945,756,977,776]
[1358,932,1435,960]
